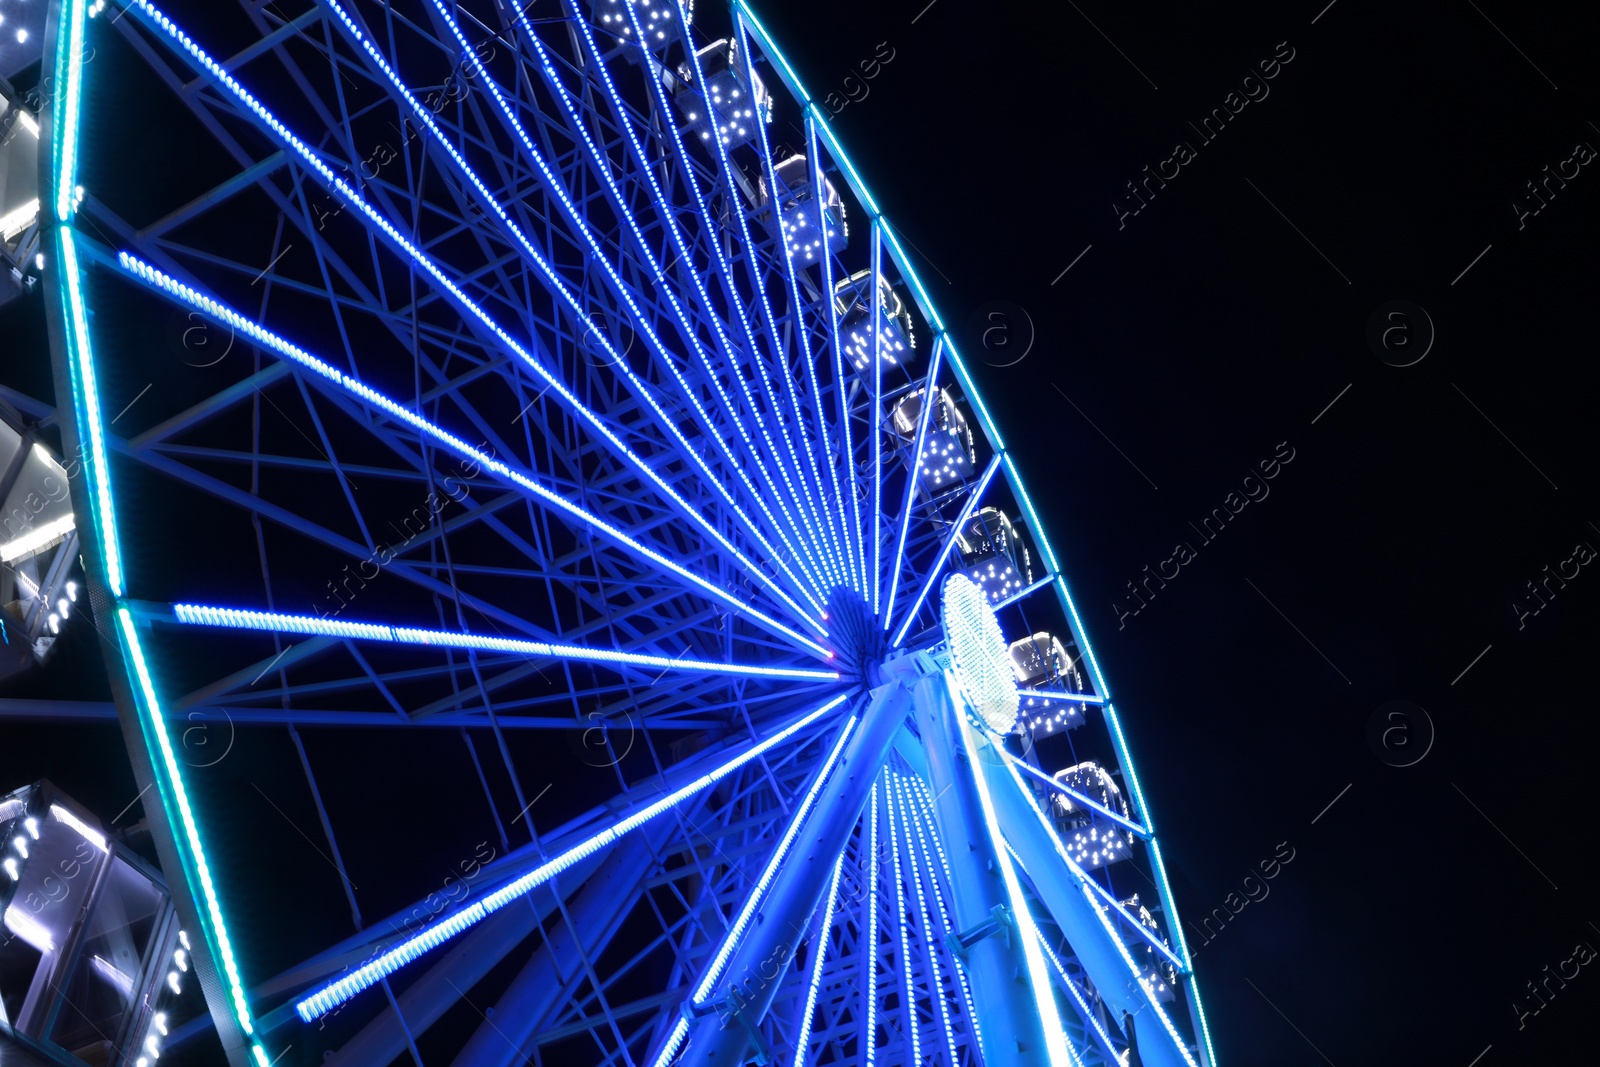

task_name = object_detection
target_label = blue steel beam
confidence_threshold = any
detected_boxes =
[121,0,822,642]
[319,0,831,617]
[883,336,945,630]
[907,670,1060,1066]
[663,2,851,593]
[891,453,1004,648]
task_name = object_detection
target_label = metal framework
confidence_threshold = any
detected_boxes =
[19,0,1219,1064]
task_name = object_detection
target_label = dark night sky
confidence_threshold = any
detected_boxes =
[756,0,1600,1063]
[4,1,1600,1065]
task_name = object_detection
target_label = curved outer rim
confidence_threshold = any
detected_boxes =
[37,0,1218,1063]
[735,6,1217,1062]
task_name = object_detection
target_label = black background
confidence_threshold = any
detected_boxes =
[4,1,1599,1065]
[755,0,1600,1063]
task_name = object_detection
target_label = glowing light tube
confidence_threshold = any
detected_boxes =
[1004,754,1150,839]
[891,774,956,1064]
[956,677,1075,1066]
[296,693,848,1021]
[111,251,829,659]
[864,779,881,1066]
[316,0,829,615]
[688,711,860,1005]
[790,852,846,1067]
[883,337,945,631]
[122,0,828,634]
[50,804,108,853]
[883,770,921,1066]
[4,904,56,953]
[891,454,1003,648]
[168,604,839,682]
[0,513,75,563]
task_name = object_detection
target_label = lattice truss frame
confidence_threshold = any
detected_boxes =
[13,0,1221,1065]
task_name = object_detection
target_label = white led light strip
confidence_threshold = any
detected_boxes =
[883,769,921,1066]
[297,693,849,1021]
[168,604,838,682]
[901,772,984,1052]
[890,774,957,1064]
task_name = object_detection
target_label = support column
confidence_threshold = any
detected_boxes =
[987,751,1193,1067]
[322,847,612,1067]
[911,673,1056,1067]
[449,830,658,1067]
[676,682,909,1067]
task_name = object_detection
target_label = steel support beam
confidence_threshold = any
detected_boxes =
[450,830,659,1067]
[990,755,1194,1067]
[910,672,1057,1066]
[674,680,911,1067]
[324,837,651,1067]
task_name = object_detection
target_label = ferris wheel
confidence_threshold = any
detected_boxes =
[30,0,1219,1065]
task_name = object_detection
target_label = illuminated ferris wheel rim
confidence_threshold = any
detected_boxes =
[36,0,1218,1064]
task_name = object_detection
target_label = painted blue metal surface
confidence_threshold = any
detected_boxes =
[40,0,1216,1063]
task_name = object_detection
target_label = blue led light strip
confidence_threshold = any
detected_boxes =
[110,251,829,658]
[789,851,846,1067]
[1005,754,1150,839]
[883,337,944,630]
[994,760,1197,1063]
[315,0,829,615]
[734,10,861,597]
[890,773,957,1064]
[883,768,921,1066]
[123,0,828,635]
[567,0,843,595]
[901,773,983,1052]
[647,708,861,1067]
[167,604,840,681]
[871,226,885,615]
[1034,931,1107,1067]
[296,693,849,1021]
[803,110,867,602]
[890,454,1003,648]
[662,4,851,592]
[863,778,881,1066]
